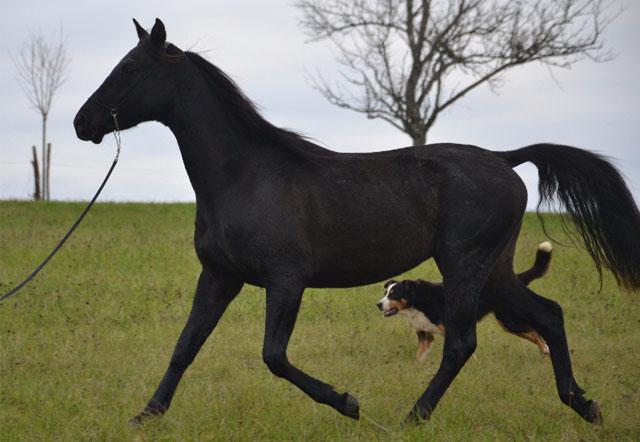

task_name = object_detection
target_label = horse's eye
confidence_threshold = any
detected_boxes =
[122,63,138,74]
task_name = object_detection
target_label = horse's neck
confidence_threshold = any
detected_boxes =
[170,121,234,200]
[167,84,278,201]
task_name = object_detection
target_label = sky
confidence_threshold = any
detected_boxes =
[0,0,638,210]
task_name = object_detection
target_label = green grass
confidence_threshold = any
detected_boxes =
[1,201,638,441]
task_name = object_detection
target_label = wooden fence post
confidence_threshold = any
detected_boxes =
[31,145,41,200]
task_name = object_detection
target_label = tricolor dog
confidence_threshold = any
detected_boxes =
[377,242,553,361]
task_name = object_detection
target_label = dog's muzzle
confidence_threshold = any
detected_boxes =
[376,298,398,317]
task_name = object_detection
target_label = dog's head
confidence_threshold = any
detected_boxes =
[376,279,429,317]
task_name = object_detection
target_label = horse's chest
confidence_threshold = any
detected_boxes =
[194,219,237,269]
[400,308,443,335]
[193,218,282,286]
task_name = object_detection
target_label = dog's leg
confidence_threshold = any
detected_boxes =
[515,330,549,355]
[416,331,434,362]
[496,318,550,355]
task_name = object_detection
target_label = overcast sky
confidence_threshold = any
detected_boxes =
[1,1,638,210]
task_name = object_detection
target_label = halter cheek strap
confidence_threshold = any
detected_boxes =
[88,64,155,120]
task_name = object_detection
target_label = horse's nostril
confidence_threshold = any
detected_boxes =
[74,113,86,130]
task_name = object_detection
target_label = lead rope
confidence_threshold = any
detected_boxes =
[359,410,394,434]
[0,112,122,302]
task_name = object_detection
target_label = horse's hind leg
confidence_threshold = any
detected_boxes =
[130,269,243,424]
[406,170,527,422]
[407,249,500,422]
[517,284,602,423]
[262,279,359,419]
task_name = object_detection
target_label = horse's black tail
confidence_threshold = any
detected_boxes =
[498,144,640,291]
[518,242,553,286]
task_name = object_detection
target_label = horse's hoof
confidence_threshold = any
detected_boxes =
[338,393,360,420]
[127,405,164,427]
[586,400,603,426]
[403,406,430,427]
[127,415,144,428]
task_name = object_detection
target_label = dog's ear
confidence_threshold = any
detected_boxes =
[384,279,397,289]
[404,280,431,303]
[401,281,418,305]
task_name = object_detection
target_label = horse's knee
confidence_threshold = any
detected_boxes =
[443,333,477,368]
[459,334,477,361]
[263,350,288,377]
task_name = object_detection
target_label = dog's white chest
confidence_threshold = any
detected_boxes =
[400,308,442,335]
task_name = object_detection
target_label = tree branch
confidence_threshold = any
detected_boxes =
[296,0,615,145]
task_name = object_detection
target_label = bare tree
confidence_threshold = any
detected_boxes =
[296,0,615,145]
[13,26,70,200]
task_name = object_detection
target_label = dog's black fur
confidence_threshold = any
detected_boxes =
[378,243,553,359]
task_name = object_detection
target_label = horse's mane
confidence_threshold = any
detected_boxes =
[184,51,331,158]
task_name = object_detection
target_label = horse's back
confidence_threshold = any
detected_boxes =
[301,143,526,287]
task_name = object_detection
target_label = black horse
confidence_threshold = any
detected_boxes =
[74,19,640,426]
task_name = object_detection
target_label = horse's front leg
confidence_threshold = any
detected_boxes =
[262,279,359,419]
[130,269,243,425]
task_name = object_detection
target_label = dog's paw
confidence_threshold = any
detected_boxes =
[541,343,550,355]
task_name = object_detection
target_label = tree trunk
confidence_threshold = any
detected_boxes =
[31,145,41,200]
[410,131,426,146]
[412,135,426,146]
[41,113,47,201]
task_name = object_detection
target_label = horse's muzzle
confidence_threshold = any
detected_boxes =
[74,111,105,144]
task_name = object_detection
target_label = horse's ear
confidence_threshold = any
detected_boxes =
[133,18,148,40]
[150,18,166,46]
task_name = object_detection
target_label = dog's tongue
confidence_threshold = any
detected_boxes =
[384,308,398,317]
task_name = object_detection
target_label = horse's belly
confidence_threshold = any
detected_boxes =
[307,230,434,288]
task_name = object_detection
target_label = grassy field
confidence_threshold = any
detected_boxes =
[0,201,638,441]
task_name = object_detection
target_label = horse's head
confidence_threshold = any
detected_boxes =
[74,18,182,143]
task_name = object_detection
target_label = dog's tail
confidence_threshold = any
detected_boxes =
[498,144,640,291]
[518,242,553,286]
